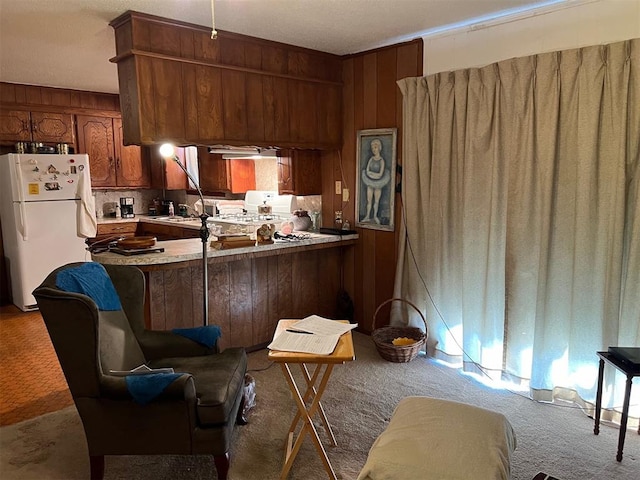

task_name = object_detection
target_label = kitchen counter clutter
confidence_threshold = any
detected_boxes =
[97,215,201,229]
[92,232,357,266]
[95,212,324,243]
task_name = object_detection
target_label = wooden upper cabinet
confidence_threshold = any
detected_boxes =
[113,118,150,188]
[77,115,150,188]
[110,11,342,149]
[197,147,256,194]
[165,147,188,190]
[30,112,74,143]
[149,146,188,190]
[77,115,116,187]
[277,149,321,195]
[197,147,228,193]
[0,109,74,144]
[228,159,256,193]
[0,110,31,141]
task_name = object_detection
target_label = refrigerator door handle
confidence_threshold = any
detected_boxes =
[14,157,29,240]
[18,200,29,241]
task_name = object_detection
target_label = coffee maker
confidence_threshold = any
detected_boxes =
[119,197,135,218]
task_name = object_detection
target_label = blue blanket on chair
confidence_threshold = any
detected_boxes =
[172,325,221,348]
[125,373,182,405]
[55,262,122,311]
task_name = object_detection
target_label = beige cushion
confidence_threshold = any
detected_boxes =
[357,396,516,480]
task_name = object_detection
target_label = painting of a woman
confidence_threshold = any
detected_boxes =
[361,138,391,224]
[356,128,397,231]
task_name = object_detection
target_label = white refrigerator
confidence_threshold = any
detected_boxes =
[0,153,97,311]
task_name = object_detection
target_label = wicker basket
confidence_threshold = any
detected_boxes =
[372,298,428,363]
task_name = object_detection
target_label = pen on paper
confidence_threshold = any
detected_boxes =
[286,329,313,334]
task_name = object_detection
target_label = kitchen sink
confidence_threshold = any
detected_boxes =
[153,216,199,223]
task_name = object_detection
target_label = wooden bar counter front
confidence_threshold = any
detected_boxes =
[93,234,357,351]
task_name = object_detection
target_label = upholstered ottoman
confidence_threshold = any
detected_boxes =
[357,396,517,480]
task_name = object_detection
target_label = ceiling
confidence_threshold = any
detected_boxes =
[0,0,565,94]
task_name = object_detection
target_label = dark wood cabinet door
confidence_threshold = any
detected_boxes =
[198,147,231,193]
[165,147,188,190]
[263,77,291,144]
[278,149,321,195]
[149,145,188,190]
[277,154,294,194]
[316,84,342,146]
[198,149,256,194]
[183,64,224,143]
[113,117,150,188]
[228,159,256,193]
[0,110,31,142]
[150,58,186,141]
[221,70,248,141]
[76,115,116,187]
[288,81,317,144]
[0,110,74,144]
[30,112,74,143]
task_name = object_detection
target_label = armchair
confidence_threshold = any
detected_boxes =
[33,262,247,480]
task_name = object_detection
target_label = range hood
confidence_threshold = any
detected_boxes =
[208,146,278,159]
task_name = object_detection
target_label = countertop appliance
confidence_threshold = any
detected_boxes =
[119,197,135,218]
[244,190,297,217]
[0,153,95,311]
[205,191,298,232]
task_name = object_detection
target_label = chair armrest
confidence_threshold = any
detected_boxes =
[136,330,218,360]
[100,373,197,403]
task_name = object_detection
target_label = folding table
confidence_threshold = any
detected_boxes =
[268,319,355,480]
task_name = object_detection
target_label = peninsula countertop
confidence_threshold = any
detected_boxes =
[97,215,204,230]
[97,214,299,230]
[92,233,358,266]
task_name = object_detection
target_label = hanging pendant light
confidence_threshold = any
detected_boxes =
[211,0,218,39]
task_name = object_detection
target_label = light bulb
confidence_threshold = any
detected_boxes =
[159,143,175,158]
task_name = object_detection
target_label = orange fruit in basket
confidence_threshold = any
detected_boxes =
[392,337,416,346]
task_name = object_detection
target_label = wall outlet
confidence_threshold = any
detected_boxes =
[334,210,342,222]
[342,188,349,202]
[335,180,342,195]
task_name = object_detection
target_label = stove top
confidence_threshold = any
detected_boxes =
[208,213,283,224]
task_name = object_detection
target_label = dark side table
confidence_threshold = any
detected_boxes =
[594,349,640,461]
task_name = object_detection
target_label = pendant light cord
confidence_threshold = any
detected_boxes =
[211,0,218,39]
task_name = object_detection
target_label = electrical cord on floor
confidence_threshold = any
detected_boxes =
[247,361,276,373]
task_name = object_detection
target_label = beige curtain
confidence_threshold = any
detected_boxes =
[396,39,639,424]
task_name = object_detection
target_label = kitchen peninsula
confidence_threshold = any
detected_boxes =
[92,224,357,351]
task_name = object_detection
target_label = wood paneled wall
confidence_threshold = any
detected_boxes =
[0,82,120,114]
[321,39,423,332]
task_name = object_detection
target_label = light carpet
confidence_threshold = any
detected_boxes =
[1,332,638,480]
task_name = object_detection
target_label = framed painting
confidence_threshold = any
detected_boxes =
[355,128,397,231]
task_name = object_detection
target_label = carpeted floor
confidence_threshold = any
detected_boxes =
[1,332,638,480]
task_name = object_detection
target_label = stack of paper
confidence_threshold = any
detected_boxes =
[268,315,358,355]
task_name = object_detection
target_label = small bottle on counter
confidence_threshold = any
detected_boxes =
[115,204,121,218]
[168,201,175,217]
